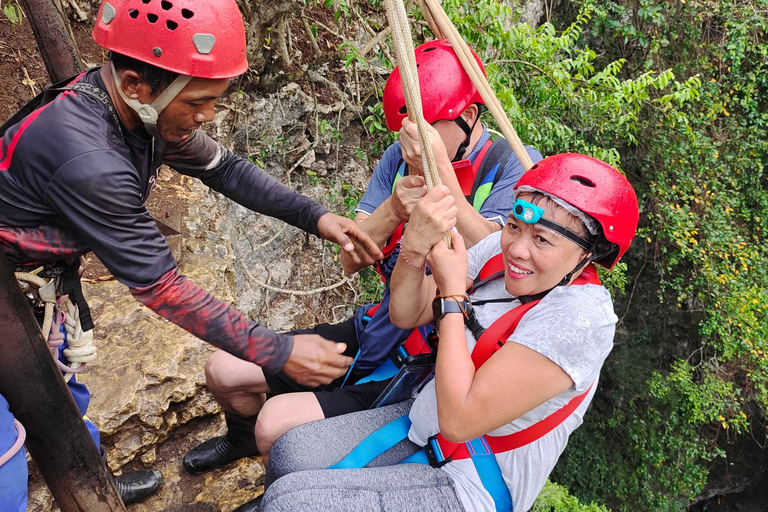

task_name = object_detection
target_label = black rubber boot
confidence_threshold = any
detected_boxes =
[100,444,163,505]
[183,411,259,474]
[115,469,164,505]
[232,495,262,512]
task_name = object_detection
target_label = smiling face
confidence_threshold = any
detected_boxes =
[500,192,591,297]
[153,77,230,143]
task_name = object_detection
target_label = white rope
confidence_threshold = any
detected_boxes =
[15,272,54,337]
[14,271,97,382]
[62,300,97,365]
[384,0,452,247]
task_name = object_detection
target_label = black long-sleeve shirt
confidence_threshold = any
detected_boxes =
[0,67,328,373]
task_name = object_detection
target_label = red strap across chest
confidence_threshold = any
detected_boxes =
[433,380,595,462]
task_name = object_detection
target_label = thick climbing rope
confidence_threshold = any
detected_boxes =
[417,0,535,172]
[383,0,453,247]
[15,272,97,382]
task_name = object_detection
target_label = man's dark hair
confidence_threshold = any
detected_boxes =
[109,52,178,95]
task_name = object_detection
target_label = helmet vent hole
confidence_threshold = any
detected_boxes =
[422,47,437,52]
[141,0,150,4]
[166,19,177,30]
[129,8,139,18]
[571,175,596,187]
[181,8,194,18]
[161,0,172,9]
[398,106,407,115]
[147,12,158,23]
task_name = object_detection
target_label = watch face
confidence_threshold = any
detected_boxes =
[432,297,444,320]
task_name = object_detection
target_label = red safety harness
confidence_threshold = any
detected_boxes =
[425,261,601,465]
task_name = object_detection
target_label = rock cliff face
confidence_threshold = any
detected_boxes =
[26,82,374,511]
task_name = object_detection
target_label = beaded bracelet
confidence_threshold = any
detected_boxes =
[397,239,425,270]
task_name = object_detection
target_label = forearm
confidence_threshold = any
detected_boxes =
[340,200,403,273]
[130,268,293,374]
[434,313,478,442]
[388,241,436,328]
[189,150,328,236]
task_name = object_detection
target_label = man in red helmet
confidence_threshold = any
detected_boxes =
[184,40,543,491]
[0,0,383,506]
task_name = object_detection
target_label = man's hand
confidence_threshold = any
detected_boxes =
[317,212,384,267]
[399,118,452,175]
[391,175,427,222]
[401,185,458,258]
[281,334,354,387]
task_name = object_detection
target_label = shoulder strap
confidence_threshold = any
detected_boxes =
[470,138,513,211]
[470,262,601,370]
[467,253,505,294]
[390,159,408,194]
[470,299,540,371]
[0,73,84,138]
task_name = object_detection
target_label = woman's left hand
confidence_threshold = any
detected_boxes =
[426,229,468,295]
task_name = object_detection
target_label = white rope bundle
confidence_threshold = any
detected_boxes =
[61,300,97,365]
[14,271,97,382]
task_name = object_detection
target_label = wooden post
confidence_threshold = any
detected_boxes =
[0,251,126,512]
[18,0,83,83]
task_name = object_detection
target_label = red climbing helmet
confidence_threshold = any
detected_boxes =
[92,0,248,79]
[514,153,640,269]
[383,39,486,131]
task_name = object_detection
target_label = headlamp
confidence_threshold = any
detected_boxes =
[512,199,544,224]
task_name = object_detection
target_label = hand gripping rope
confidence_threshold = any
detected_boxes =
[383,0,452,247]
[383,0,536,247]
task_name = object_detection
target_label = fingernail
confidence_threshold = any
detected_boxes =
[344,243,354,251]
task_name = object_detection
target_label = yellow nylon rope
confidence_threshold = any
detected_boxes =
[383,0,452,247]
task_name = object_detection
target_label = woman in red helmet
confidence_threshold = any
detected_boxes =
[252,153,638,512]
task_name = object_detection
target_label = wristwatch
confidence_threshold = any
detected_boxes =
[432,297,469,332]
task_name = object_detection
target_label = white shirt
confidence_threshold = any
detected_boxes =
[408,231,617,512]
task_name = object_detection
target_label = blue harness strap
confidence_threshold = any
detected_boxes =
[326,414,514,512]
[355,358,399,385]
[328,414,412,469]
[465,437,514,512]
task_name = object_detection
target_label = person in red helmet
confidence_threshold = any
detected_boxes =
[185,39,542,498]
[253,153,639,512]
[0,0,382,506]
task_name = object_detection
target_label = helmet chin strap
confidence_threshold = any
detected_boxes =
[110,62,193,137]
[451,105,483,161]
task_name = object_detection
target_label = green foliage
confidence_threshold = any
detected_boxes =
[531,480,611,512]
[1,0,22,25]
[402,0,768,509]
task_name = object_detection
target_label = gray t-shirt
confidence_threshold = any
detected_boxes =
[408,231,617,512]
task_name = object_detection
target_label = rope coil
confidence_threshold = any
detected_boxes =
[15,272,97,382]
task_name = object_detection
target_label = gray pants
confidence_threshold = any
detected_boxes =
[262,400,465,512]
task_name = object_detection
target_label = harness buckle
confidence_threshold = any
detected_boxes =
[425,435,451,468]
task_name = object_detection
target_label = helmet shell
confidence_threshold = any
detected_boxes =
[383,39,485,131]
[514,153,640,269]
[93,0,247,79]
